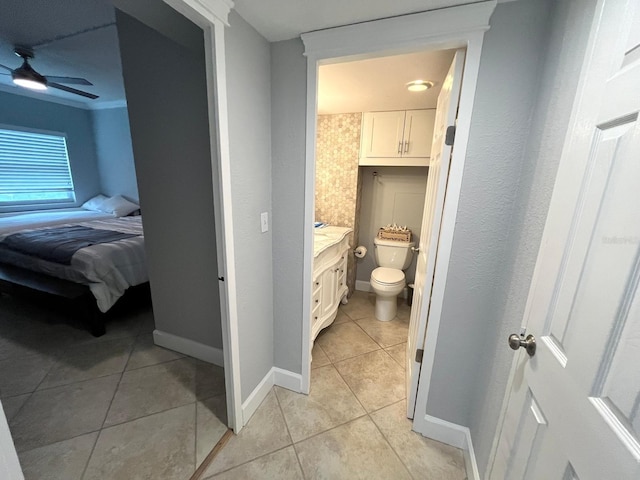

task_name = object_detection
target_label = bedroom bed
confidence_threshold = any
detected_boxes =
[0,199,148,336]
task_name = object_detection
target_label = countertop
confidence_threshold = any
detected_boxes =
[314,226,352,258]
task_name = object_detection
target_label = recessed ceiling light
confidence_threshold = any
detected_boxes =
[407,80,433,92]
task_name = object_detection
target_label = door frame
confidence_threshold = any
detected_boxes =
[163,0,242,432]
[300,0,496,435]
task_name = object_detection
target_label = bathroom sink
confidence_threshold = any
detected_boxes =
[313,226,352,257]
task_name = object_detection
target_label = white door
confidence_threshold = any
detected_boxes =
[0,401,23,479]
[361,111,406,158]
[407,50,465,417]
[490,1,640,478]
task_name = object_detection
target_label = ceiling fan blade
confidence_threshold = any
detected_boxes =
[0,64,14,72]
[44,75,92,86]
[48,82,99,99]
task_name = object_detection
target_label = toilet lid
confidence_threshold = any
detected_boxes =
[372,267,405,285]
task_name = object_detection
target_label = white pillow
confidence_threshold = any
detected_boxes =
[98,195,140,217]
[81,194,108,212]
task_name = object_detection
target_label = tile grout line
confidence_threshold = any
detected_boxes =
[193,398,198,477]
[78,430,101,480]
[367,409,416,480]
[4,392,33,426]
[273,387,307,480]
[80,341,136,480]
[203,444,296,479]
[16,382,223,462]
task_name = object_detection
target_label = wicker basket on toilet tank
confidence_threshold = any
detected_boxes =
[377,228,412,242]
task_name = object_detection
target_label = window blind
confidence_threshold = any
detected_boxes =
[0,127,76,207]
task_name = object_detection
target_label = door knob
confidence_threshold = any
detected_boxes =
[508,333,536,357]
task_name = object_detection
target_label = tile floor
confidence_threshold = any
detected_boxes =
[202,291,468,480]
[0,292,228,480]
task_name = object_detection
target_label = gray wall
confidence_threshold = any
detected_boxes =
[271,38,307,373]
[425,0,552,427]
[225,11,275,401]
[0,91,101,212]
[116,9,222,348]
[356,166,428,286]
[91,106,139,201]
[466,0,597,475]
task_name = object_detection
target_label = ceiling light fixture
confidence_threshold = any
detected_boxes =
[11,56,48,91]
[406,80,433,92]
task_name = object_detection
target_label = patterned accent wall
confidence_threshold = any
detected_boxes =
[315,113,362,294]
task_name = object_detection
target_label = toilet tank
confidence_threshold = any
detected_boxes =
[373,237,415,270]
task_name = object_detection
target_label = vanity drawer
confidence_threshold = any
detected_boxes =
[312,288,321,309]
[312,302,322,325]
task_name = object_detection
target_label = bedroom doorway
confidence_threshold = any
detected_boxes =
[0,0,236,478]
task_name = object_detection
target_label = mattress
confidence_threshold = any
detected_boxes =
[0,211,147,313]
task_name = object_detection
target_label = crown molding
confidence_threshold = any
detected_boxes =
[163,0,234,27]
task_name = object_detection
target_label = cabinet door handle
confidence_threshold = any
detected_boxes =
[398,141,402,154]
[404,140,409,153]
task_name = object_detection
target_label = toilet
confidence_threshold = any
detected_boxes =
[370,237,415,321]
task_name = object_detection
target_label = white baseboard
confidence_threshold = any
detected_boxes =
[419,414,479,480]
[240,368,275,426]
[153,329,224,367]
[240,366,303,427]
[273,367,303,392]
[463,427,480,480]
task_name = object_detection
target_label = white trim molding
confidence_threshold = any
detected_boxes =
[153,329,224,367]
[302,2,495,60]
[162,0,243,434]
[354,280,371,292]
[163,0,234,27]
[241,367,303,426]
[419,415,480,480]
[299,0,497,411]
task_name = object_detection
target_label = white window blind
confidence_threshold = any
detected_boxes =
[0,127,76,207]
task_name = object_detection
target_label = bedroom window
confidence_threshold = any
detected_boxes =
[0,127,76,208]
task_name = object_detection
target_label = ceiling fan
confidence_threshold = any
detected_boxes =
[0,46,98,99]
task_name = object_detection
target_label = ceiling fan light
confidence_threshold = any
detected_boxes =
[12,60,48,91]
[13,76,47,90]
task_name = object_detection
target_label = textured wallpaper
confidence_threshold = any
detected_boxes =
[315,113,362,294]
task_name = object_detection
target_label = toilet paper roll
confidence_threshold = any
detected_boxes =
[354,246,367,258]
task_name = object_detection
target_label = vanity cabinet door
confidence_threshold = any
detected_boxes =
[320,263,339,319]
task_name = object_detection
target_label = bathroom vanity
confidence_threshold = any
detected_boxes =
[312,226,352,342]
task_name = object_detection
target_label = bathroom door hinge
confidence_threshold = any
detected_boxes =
[445,125,456,146]
[218,276,225,281]
[415,349,424,363]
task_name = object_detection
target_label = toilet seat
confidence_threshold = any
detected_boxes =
[371,267,404,285]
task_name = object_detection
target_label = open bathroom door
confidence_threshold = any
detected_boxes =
[407,50,465,418]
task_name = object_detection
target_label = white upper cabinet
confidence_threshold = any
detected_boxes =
[361,111,406,158]
[360,109,435,166]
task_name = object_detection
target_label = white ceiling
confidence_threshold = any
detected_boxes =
[318,49,456,115]
[233,0,480,42]
[0,0,125,109]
